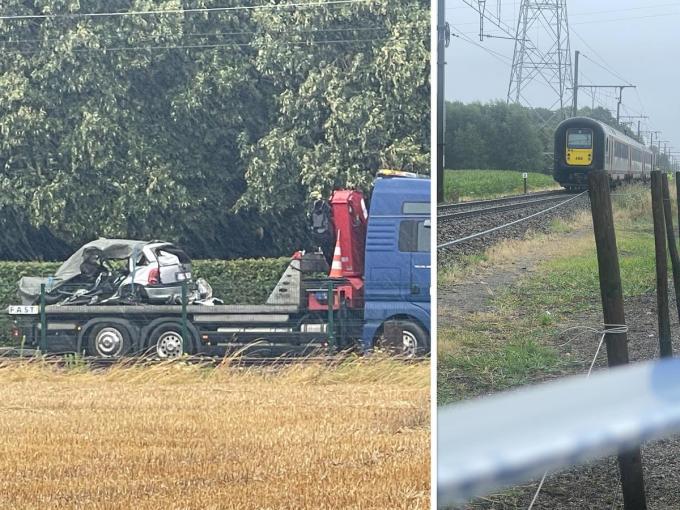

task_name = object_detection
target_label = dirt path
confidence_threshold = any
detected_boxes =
[438,228,589,320]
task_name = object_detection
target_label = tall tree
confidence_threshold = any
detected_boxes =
[0,0,430,260]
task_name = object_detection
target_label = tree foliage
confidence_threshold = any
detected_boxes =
[445,101,544,172]
[444,101,643,173]
[0,0,429,260]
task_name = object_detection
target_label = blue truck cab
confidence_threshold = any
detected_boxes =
[361,175,431,354]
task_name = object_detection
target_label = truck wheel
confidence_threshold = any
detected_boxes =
[149,324,193,359]
[400,322,429,357]
[87,324,131,358]
[378,321,429,358]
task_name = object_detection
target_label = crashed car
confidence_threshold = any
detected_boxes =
[18,239,206,306]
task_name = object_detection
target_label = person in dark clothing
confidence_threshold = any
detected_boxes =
[80,247,106,282]
[309,196,335,265]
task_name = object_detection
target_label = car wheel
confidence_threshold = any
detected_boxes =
[87,324,131,358]
[149,324,192,359]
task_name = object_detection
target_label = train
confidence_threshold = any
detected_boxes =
[554,117,655,189]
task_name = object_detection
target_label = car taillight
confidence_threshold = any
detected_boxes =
[148,268,160,285]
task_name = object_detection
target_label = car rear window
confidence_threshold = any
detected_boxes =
[156,247,191,264]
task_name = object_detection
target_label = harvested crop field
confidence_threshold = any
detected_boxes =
[0,359,429,509]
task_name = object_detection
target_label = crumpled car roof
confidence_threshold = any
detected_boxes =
[18,239,159,304]
[54,239,149,281]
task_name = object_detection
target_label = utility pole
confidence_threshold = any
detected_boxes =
[573,84,636,124]
[570,51,635,124]
[659,140,670,171]
[616,85,636,125]
[572,49,579,117]
[620,115,648,139]
[436,0,450,203]
[641,130,662,161]
[651,132,661,170]
[669,153,680,172]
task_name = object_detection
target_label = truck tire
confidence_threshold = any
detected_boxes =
[148,323,193,359]
[87,324,131,358]
[400,321,429,357]
[378,321,429,358]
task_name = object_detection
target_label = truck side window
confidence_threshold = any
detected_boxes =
[403,202,430,214]
[399,220,430,252]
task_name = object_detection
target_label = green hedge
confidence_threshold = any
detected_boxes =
[0,257,290,344]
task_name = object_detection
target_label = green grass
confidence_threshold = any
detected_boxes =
[438,252,488,285]
[438,184,659,404]
[444,169,559,201]
[438,333,561,404]
[496,230,656,320]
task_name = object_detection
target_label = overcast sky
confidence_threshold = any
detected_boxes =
[444,0,680,150]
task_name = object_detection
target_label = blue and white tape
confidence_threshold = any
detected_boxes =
[438,358,680,506]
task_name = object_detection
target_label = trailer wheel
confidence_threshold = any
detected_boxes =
[377,321,429,358]
[87,324,131,358]
[149,324,193,359]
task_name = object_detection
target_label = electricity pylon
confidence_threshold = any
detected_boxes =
[507,0,573,114]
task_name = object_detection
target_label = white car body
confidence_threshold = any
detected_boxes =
[121,242,192,303]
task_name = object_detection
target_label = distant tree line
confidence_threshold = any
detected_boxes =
[443,101,662,173]
[0,0,429,260]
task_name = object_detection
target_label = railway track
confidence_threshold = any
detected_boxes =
[438,189,589,256]
[0,348,427,369]
[437,190,569,221]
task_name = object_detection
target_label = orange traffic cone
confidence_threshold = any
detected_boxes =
[329,232,343,278]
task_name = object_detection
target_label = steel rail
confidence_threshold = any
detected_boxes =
[438,191,588,249]
[437,190,568,214]
[0,352,429,368]
[438,195,575,222]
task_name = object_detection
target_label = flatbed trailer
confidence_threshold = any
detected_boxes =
[10,266,362,357]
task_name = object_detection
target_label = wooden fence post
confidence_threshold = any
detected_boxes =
[676,172,680,239]
[651,171,673,357]
[662,173,680,327]
[588,170,647,509]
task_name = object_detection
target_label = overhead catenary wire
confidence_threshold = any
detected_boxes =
[568,2,680,18]
[571,11,680,26]
[437,191,588,250]
[450,25,512,65]
[579,53,633,87]
[570,28,633,88]
[0,25,393,46]
[3,37,411,55]
[0,0,374,21]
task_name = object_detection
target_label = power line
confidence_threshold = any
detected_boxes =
[457,0,516,40]
[580,53,633,87]
[0,0,373,21]
[450,25,511,65]
[0,26,391,46]
[569,2,680,18]
[2,37,413,56]
[570,29,635,91]
[571,11,680,26]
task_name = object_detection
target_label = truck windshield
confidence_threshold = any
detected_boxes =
[567,129,593,149]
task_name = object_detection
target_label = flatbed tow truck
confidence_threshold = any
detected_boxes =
[8,173,431,358]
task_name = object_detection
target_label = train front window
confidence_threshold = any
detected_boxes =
[567,129,592,149]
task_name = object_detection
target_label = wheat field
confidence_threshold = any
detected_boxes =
[0,358,429,509]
